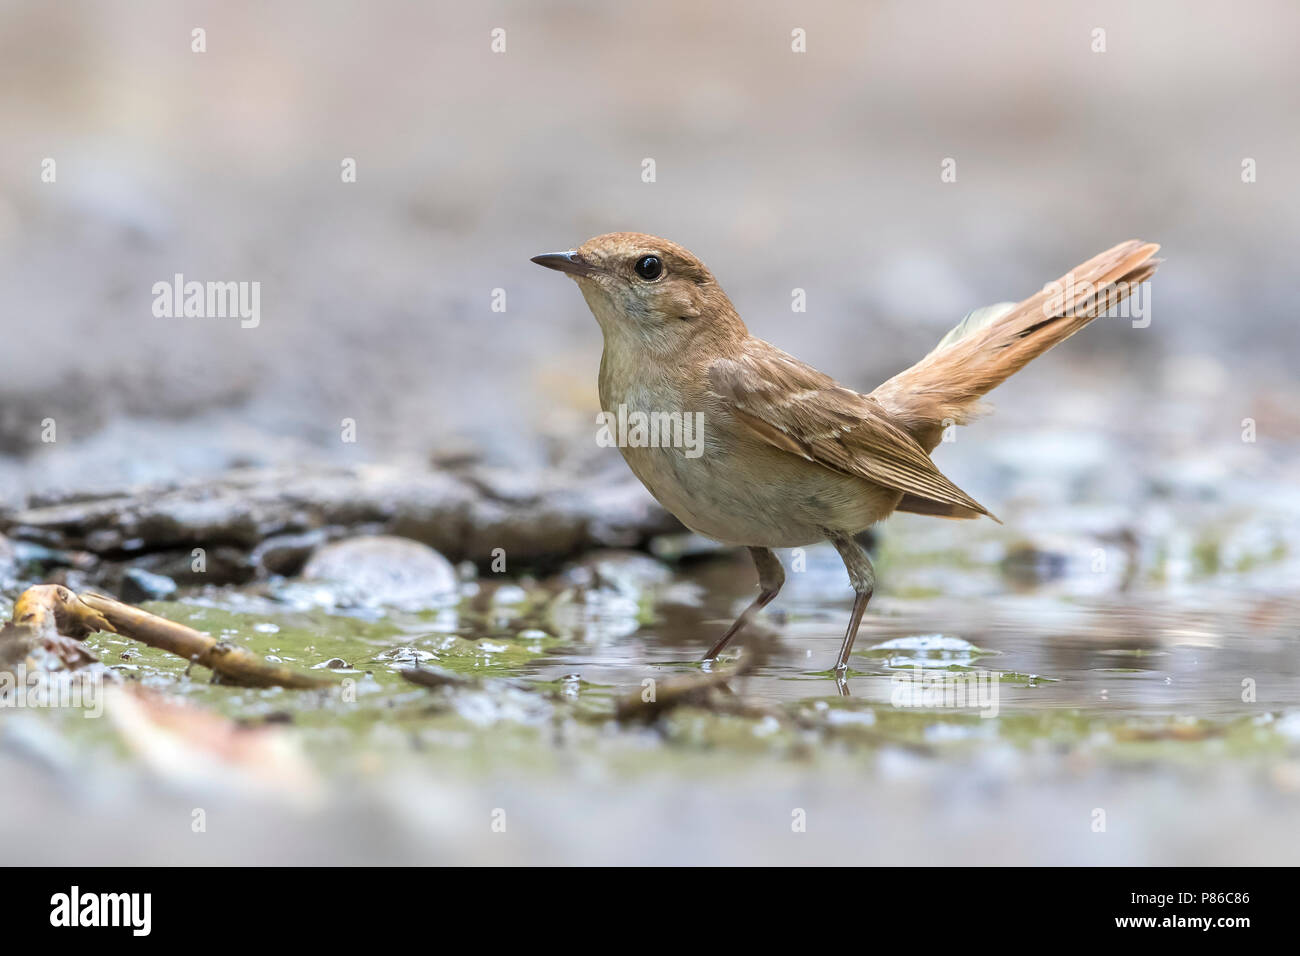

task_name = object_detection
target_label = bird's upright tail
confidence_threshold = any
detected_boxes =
[871,239,1161,453]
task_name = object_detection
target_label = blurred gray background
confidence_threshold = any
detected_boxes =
[1,0,1297,503]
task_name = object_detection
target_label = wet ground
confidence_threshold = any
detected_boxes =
[4,475,1299,864]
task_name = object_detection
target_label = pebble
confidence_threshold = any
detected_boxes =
[301,535,457,608]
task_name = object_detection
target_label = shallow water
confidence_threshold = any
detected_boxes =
[526,530,1300,718]
[69,526,1300,745]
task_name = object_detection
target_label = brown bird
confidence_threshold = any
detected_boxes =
[533,234,1160,686]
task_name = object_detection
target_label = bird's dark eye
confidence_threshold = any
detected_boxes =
[634,255,663,281]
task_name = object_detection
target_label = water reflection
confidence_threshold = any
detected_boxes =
[520,548,1300,718]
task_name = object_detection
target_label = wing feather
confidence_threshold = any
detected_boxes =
[709,348,996,521]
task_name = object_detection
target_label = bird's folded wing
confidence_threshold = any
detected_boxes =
[708,351,994,520]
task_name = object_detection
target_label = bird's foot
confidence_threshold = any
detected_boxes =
[833,664,851,697]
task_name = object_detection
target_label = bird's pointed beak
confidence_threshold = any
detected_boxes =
[530,250,596,278]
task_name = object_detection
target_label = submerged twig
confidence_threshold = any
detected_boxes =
[3,584,330,689]
[397,664,533,693]
[80,592,331,689]
[615,660,756,723]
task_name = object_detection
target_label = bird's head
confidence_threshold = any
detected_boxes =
[532,232,745,356]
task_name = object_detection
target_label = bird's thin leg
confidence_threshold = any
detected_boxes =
[829,534,876,686]
[702,547,785,662]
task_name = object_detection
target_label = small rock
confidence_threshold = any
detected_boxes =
[567,549,672,598]
[375,645,435,664]
[252,529,333,577]
[0,534,15,581]
[8,540,97,572]
[301,535,457,607]
[121,567,178,602]
[134,546,255,586]
[491,584,529,606]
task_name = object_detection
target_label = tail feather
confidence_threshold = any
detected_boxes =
[872,240,1161,452]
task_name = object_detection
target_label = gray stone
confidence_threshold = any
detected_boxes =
[301,535,458,607]
[0,464,682,573]
[0,534,15,584]
[120,567,178,602]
